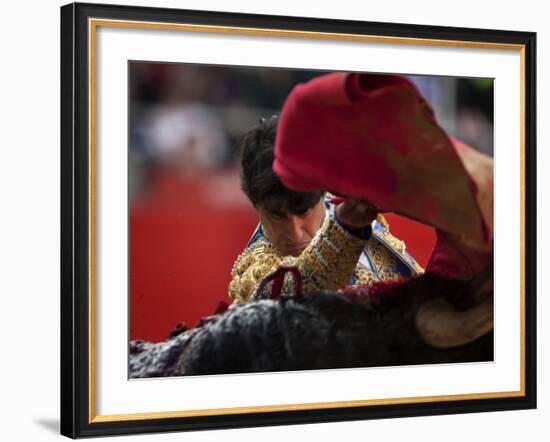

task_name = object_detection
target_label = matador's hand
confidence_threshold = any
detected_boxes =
[335,198,378,230]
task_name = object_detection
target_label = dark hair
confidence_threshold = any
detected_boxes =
[239,115,322,216]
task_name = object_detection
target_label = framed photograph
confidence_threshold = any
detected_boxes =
[60,1,536,438]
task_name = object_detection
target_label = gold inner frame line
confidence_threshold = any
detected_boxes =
[87,17,527,423]
[90,18,524,50]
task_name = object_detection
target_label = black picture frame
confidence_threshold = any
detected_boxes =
[60,2,537,438]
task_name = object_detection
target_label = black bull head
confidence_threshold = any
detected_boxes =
[129,268,493,378]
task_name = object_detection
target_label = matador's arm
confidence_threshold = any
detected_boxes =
[228,212,367,304]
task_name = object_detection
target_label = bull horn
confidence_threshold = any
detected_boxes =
[416,296,493,349]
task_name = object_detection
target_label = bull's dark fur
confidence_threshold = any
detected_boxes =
[129,272,493,378]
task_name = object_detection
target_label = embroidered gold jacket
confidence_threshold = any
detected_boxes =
[228,206,423,304]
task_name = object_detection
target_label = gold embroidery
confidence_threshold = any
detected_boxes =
[372,220,425,275]
[228,212,424,303]
[376,214,390,231]
[365,239,401,282]
[354,262,380,285]
[228,214,367,303]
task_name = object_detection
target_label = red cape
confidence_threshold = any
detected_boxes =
[273,72,493,278]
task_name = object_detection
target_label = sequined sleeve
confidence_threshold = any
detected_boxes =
[228,213,367,303]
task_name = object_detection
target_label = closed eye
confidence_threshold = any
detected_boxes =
[268,212,287,221]
[297,208,312,218]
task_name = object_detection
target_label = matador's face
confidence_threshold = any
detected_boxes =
[257,199,326,257]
